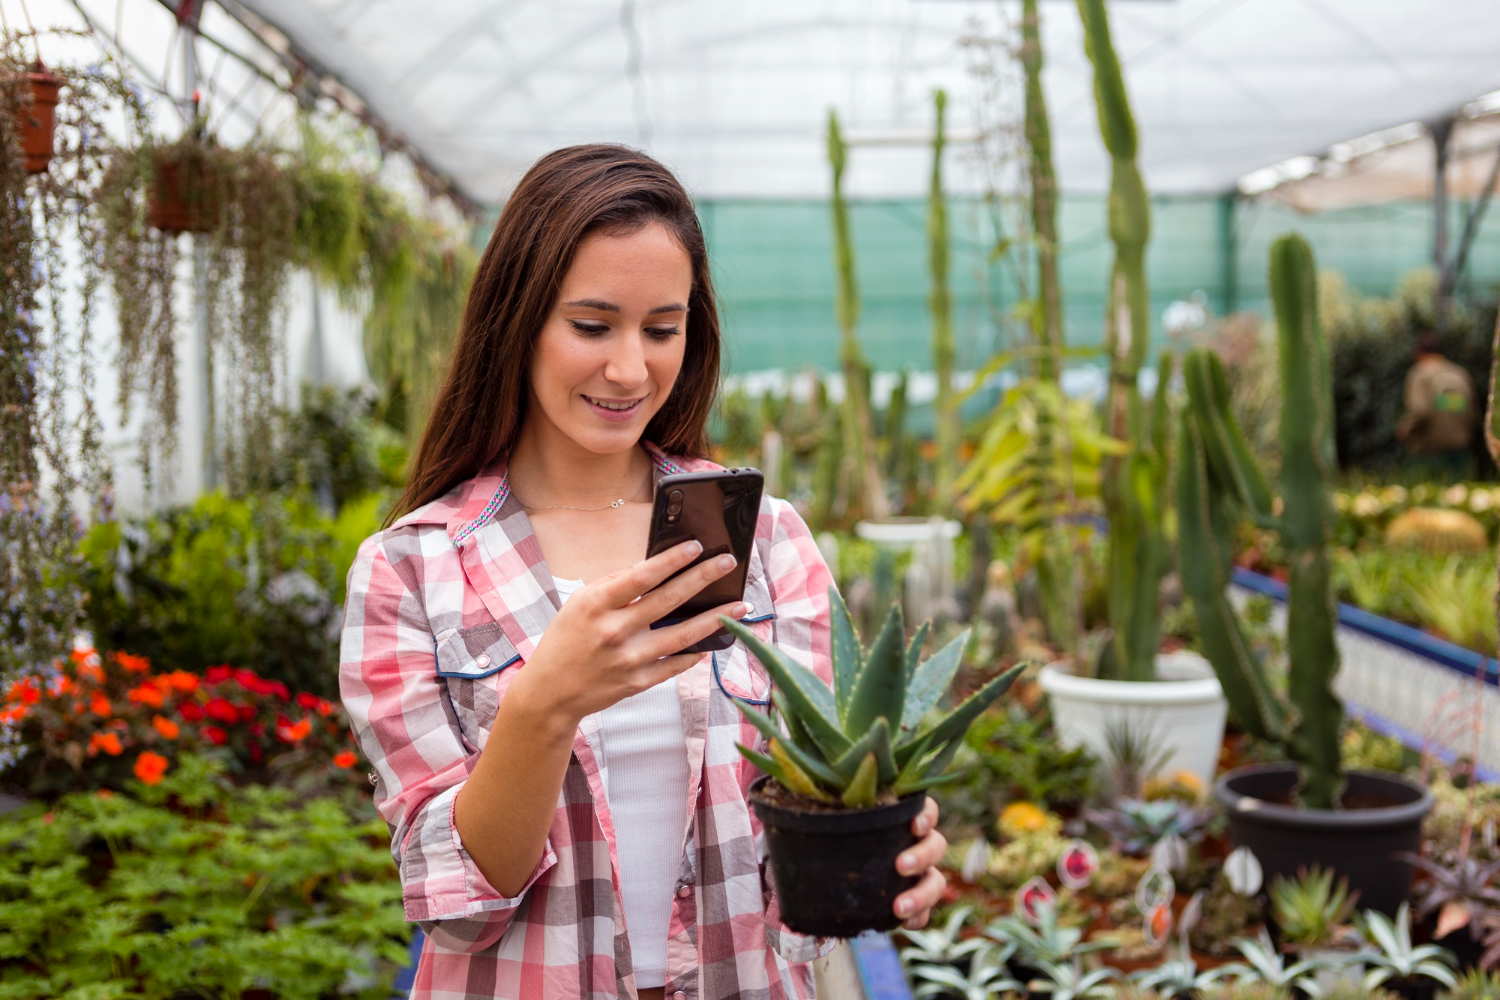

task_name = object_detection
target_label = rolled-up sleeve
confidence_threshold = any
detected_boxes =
[339,531,556,954]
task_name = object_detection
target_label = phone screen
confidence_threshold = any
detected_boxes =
[646,469,763,653]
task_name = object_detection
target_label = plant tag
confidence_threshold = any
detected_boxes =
[1150,832,1189,873]
[1144,901,1174,950]
[1057,839,1099,890]
[1223,845,1263,896]
[1135,864,1175,915]
[1177,888,1206,946]
[1014,876,1057,926]
[1436,900,1472,939]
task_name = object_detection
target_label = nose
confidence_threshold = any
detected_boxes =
[603,328,649,389]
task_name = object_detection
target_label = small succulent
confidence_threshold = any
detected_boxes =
[1395,850,1500,942]
[984,900,1111,967]
[724,591,1023,808]
[1270,867,1357,949]
[1199,983,1293,1000]
[1084,799,1211,858]
[1215,929,1330,994]
[1440,968,1500,1000]
[1130,957,1233,999]
[1355,903,1458,990]
[899,905,992,968]
[1027,959,1121,1000]
[909,946,1023,1000]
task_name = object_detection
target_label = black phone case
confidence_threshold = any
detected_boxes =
[646,468,764,654]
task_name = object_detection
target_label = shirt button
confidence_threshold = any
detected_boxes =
[475,654,491,668]
[677,885,691,898]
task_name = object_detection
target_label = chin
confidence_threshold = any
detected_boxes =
[566,423,651,456]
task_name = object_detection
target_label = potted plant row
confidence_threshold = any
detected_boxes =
[1178,232,1434,914]
[722,590,1023,937]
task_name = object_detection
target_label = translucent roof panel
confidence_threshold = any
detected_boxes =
[226,0,1500,203]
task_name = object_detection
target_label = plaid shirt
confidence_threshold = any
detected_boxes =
[340,447,836,1000]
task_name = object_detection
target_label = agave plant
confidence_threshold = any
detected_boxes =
[899,905,993,968]
[1270,867,1357,949]
[1130,957,1234,999]
[1084,798,1211,858]
[984,900,1112,966]
[1027,959,1121,1000]
[1355,904,1458,990]
[723,590,1023,808]
[1395,850,1500,943]
[909,945,1024,1000]
[1215,929,1331,994]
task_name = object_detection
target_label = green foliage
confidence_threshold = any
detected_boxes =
[1441,969,1500,1000]
[928,89,959,512]
[1356,903,1459,990]
[941,709,1097,828]
[75,490,384,699]
[0,755,409,1000]
[268,385,408,513]
[726,589,1022,807]
[1178,233,1344,808]
[1270,866,1356,949]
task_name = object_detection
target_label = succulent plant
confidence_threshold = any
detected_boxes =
[1083,799,1211,858]
[1270,867,1358,949]
[1215,929,1330,994]
[722,589,1023,808]
[1130,956,1234,999]
[898,905,991,968]
[1027,958,1121,1000]
[1355,903,1459,990]
[1440,968,1500,1000]
[1394,850,1500,943]
[909,945,1023,1000]
[985,900,1110,967]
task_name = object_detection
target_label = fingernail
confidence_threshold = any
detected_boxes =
[731,603,749,618]
[915,816,930,836]
[717,554,736,571]
[898,852,916,873]
[896,898,914,917]
[687,540,703,556]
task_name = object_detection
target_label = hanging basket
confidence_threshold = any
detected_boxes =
[146,146,223,234]
[13,63,60,174]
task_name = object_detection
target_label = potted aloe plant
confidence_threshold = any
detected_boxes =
[1178,233,1433,914]
[722,590,1023,937]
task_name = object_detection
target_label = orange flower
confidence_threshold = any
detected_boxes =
[70,647,99,666]
[55,676,74,695]
[6,678,39,704]
[0,704,27,724]
[276,717,313,743]
[112,651,152,674]
[151,715,180,740]
[127,683,165,709]
[333,750,358,769]
[161,670,199,693]
[133,751,169,785]
[89,731,123,756]
[89,693,112,717]
[78,662,104,683]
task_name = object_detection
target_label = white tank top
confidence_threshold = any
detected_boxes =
[553,576,689,989]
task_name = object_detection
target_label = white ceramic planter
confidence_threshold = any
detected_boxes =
[1038,652,1228,791]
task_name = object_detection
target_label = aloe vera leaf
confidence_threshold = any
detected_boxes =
[735,699,843,789]
[722,616,850,758]
[831,716,893,784]
[900,663,1024,768]
[845,602,907,736]
[829,585,863,719]
[902,619,932,685]
[899,629,969,734]
[770,740,836,803]
[841,752,879,808]
[772,689,821,757]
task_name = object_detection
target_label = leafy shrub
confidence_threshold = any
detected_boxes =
[268,384,407,513]
[1,646,365,800]
[0,755,409,1000]
[75,490,383,698]
[939,708,1097,832]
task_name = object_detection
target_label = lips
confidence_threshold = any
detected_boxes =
[582,394,645,423]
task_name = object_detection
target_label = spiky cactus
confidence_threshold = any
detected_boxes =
[722,590,1023,808]
[928,89,958,512]
[1177,233,1345,808]
[1076,0,1167,683]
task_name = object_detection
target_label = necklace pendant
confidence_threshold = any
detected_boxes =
[611,498,624,508]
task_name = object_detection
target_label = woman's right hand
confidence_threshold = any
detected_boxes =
[508,540,745,725]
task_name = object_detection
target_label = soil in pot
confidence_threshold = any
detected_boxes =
[1215,764,1433,915]
[749,775,924,938]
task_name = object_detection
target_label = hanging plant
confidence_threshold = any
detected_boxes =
[97,125,297,496]
[0,29,142,686]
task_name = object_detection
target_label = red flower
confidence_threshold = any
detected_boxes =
[205,665,233,684]
[89,731,123,756]
[276,717,312,743]
[249,740,263,763]
[133,751,169,785]
[177,701,204,722]
[127,683,166,709]
[333,750,358,769]
[205,698,239,723]
[161,671,199,693]
[6,678,40,705]
[152,715,180,740]
[70,647,100,667]
[112,651,152,674]
[89,693,112,717]
[0,704,27,724]
[296,692,319,710]
[236,703,256,722]
[249,722,265,736]
[234,668,268,694]
[202,725,228,745]
[267,681,289,701]
[77,662,104,683]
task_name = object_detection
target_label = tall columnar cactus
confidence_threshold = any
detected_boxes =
[827,111,890,523]
[1076,0,1164,682]
[1178,233,1345,809]
[928,89,958,512]
[1022,0,1063,383]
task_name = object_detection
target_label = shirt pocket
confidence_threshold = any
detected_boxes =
[713,573,776,708]
[434,623,522,750]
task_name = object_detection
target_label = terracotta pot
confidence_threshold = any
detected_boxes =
[13,65,60,173]
[147,152,221,234]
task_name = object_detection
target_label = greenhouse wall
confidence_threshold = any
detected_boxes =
[699,194,1500,377]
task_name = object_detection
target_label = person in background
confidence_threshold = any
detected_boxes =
[1395,331,1475,481]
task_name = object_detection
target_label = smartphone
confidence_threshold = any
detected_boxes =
[645,468,764,653]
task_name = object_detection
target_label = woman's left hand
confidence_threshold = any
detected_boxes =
[892,797,948,929]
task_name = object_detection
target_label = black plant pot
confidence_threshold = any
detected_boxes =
[1384,976,1441,1000]
[1436,927,1485,972]
[1214,763,1433,915]
[749,774,925,938]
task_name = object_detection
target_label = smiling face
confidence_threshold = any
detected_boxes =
[525,222,693,457]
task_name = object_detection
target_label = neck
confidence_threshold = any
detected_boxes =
[508,420,652,508]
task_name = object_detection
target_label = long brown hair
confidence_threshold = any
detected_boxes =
[389,144,722,524]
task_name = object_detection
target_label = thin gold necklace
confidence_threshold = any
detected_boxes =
[511,476,650,512]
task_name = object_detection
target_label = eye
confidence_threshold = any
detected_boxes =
[568,319,609,336]
[646,325,680,340]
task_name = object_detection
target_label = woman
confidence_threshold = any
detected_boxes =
[341,144,948,1000]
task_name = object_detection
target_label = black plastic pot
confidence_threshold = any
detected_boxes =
[1384,976,1441,1000]
[1214,763,1433,915]
[749,774,924,937]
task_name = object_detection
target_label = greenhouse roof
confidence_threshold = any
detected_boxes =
[19,0,1500,204]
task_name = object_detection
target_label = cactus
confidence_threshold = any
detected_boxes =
[827,111,890,523]
[1177,233,1344,809]
[928,90,959,512]
[1075,0,1166,683]
[1022,0,1063,382]
[722,589,1023,807]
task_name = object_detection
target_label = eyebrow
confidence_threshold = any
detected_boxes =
[563,298,687,315]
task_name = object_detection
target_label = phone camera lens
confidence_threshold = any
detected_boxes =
[668,490,684,502]
[667,503,682,515]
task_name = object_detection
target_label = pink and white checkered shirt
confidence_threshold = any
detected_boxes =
[340,446,836,1000]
